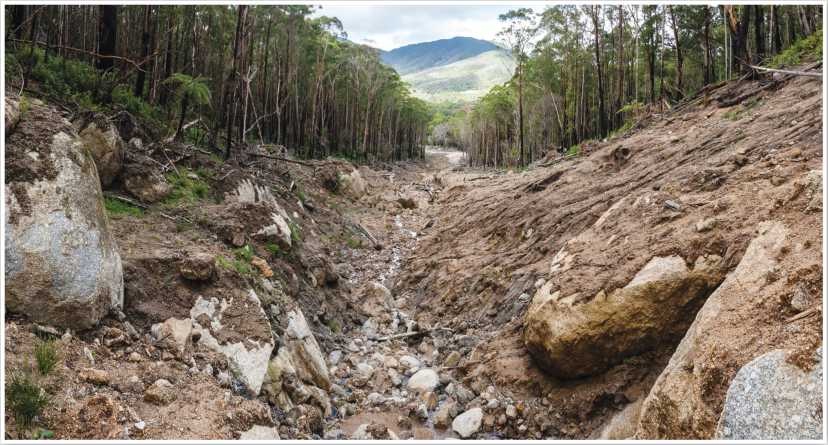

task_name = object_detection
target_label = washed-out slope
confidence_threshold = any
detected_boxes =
[397,73,823,438]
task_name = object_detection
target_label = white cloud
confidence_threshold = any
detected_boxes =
[313,4,536,50]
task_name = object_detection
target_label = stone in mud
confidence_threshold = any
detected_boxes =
[636,222,793,439]
[179,252,216,281]
[715,349,822,440]
[144,379,176,405]
[189,291,274,396]
[5,96,20,132]
[452,407,483,438]
[283,309,331,390]
[399,355,421,370]
[597,399,643,439]
[151,317,193,356]
[123,163,172,203]
[434,400,459,429]
[524,254,725,379]
[338,169,367,200]
[239,425,280,440]
[407,368,439,393]
[5,102,123,330]
[76,116,125,187]
[79,368,110,385]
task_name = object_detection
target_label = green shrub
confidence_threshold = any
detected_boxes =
[216,255,252,276]
[565,145,580,156]
[164,169,210,205]
[112,84,161,123]
[767,29,823,68]
[34,340,58,376]
[104,197,143,217]
[265,243,281,256]
[6,372,49,428]
[234,245,253,262]
[288,221,302,244]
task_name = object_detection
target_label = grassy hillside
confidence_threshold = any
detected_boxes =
[381,36,499,75]
[403,49,515,103]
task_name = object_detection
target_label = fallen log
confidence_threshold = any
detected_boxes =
[747,63,823,78]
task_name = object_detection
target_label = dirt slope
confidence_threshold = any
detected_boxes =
[396,73,823,438]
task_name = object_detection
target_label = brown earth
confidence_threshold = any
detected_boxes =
[4,70,823,440]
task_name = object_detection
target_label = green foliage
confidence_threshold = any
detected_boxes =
[265,243,282,256]
[104,197,143,218]
[565,145,580,156]
[216,255,252,276]
[6,372,49,428]
[345,235,363,249]
[164,73,212,107]
[112,85,161,123]
[288,221,302,244]
[234,244,254,262]
[767,29,823,68]
[163,169,210,205]
[34,340,59,376]
[32,428,55,440]
[326,318,342,333]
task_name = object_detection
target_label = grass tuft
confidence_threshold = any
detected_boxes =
[34,340,59,376]
[104,197,143,217]
[164,169,210,206]
[6,372,49,428]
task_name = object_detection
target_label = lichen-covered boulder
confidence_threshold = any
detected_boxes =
[524,254,725,379]
[5,99,123,330]
[715,349,822,440]
[75,115,125,187]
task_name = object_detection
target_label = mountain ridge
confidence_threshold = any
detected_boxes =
[381,36,500,75]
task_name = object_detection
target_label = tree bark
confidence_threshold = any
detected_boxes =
[97,6,118,71]
[134,5,152,97]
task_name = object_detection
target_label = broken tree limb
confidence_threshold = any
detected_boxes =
[103,192,148,209]
[747,63,823,78]
[247,152,318,167]
[373,327,454,342]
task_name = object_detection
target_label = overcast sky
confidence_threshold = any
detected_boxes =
[313,4,533,50]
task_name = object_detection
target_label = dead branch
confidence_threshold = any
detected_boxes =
[747,63,823,78]
[10,38,157,72]
[373,327,453,342]
[103,192,148,209]
[247,152,319,167]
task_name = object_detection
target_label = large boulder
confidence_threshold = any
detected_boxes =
[338,169,367,200]
[5,99,123,330]
[122,162,171,203]
[189,290,274,396]
[715,349,822,440]
[75,115,125,187]
[524,254,725,379]
[282,309,331,390]
[635,221,805,439]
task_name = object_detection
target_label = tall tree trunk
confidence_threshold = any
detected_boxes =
[518,62,525,167]
[754,6,765,63]
[221,5,248,159]
[97,6,118,71]
[134,5,151,97]
[668,6,683,97]
[770,6,782,55]
[702,7,712,86]
[590,6,607,137]
[159,10,175,106]
[11,5,27,40]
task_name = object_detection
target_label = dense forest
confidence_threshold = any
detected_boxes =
[5,5,431,162]
[436,5,823,168]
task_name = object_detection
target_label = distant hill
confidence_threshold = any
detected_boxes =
[402,49,515,103]
[381,36,501,75]
[381,37,515,103]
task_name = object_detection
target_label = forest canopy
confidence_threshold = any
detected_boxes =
[5,5,431,162]
[448,5,823,168]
